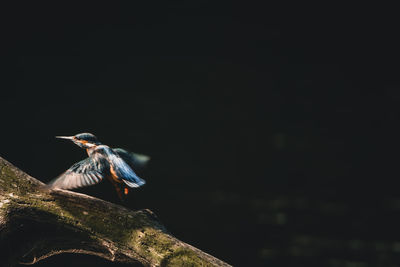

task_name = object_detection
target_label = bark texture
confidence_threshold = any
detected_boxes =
[0,156,230,267]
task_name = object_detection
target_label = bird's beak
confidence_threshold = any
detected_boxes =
[55,136,74,140]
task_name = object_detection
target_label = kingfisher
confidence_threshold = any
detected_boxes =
[48,133,149,201]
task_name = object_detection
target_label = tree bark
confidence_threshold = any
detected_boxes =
[0,156,231,267]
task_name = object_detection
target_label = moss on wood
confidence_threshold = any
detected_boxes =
[0,157,230,267]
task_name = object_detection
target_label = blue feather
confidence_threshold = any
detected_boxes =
[104,147,146,188]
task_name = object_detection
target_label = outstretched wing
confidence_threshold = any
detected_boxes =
[104,147,146,188]
[48,154,108,190]
[113,148,150,171]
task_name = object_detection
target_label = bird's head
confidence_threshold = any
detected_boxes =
[56,133,101,149]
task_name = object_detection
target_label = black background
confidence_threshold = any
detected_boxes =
[1,2,400,266]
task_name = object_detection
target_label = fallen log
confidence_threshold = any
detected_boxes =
[0,156,230,267]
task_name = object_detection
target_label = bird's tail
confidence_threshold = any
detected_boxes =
[123,176,146,188]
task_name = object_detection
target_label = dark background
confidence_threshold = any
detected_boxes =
[1,2,400,266]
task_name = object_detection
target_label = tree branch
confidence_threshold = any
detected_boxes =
[0,156,230,267]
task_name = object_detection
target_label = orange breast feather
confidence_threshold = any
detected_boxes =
[109,165,122,183]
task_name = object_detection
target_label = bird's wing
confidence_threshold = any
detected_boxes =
[104,147,146,188]
[48,154,108,190]
[113,148,150,170]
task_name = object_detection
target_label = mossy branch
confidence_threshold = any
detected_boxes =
[0,156,230,267]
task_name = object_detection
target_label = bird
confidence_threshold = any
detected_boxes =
[48,133,149,201]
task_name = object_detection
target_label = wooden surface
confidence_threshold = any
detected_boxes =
[0,156,231,267]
